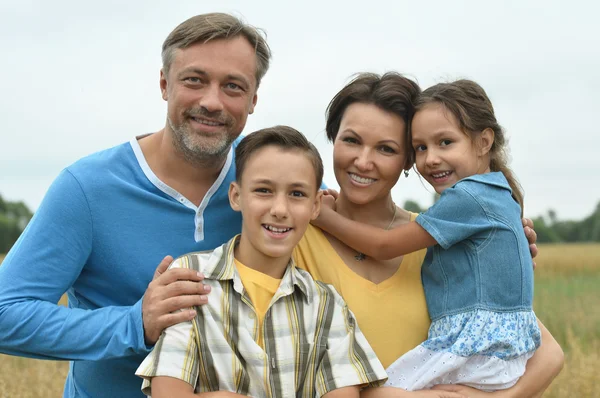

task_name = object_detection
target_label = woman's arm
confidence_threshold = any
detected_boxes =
[314,206,436,260]
[433,319,564,398]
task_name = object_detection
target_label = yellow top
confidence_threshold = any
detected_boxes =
[293,213,430,368]
[234,257,281,349]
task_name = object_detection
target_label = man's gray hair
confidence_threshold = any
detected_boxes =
[161,13,271,87]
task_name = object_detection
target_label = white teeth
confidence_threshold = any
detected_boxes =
[264,225,291,233]
[432,171,451,178]
[192,118,221,126]
[349,173,376,184]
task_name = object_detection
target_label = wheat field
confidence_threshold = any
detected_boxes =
[1,245,599,397]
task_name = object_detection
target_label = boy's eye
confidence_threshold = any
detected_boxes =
[440,139,452,146]
[290,191,306,198]
[254,188,270,194]
[414,144,426,152]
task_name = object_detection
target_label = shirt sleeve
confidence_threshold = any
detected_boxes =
[136,318,199,396]
[416,183,490,250]
[0,169,149,360]
[315,285,388,397]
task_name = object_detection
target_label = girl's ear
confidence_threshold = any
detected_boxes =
[228,182,242,212]
[477,128,495,156]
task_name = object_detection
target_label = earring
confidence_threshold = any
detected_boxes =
[404,170,409,177]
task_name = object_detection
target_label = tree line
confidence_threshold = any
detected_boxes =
[0,194,33,254]
[1,193,599,254]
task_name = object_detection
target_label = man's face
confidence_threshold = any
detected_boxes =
[161,36,258,162]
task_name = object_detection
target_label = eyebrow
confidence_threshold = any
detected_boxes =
[341,129,402,147]
[251,179,311,189]
[178,67,251,88]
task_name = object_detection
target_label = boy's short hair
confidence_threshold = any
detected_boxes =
[235,126,324,190]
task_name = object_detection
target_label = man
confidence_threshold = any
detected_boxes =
[0,13,270,398]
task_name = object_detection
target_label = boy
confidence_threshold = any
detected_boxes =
[136,126,387,397]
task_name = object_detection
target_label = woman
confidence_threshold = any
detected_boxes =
[293,72,563,397]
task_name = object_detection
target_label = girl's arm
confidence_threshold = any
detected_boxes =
[432,319,564,398]
[314,206,436,260]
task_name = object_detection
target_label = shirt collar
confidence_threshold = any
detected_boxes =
[208,235,311,300]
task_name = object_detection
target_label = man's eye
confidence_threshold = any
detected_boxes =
[225,82,242,90]
[184,77,201,83]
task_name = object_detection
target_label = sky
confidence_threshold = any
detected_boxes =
[1,0,599,220]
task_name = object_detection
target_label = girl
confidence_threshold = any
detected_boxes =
[314,79,542,392]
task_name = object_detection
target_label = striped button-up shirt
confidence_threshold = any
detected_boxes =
[136,236,387,397]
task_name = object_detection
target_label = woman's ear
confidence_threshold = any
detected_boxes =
[228,182,242,212]
[477,128,495,156]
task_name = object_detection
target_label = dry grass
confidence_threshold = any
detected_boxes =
[1,245,599,397]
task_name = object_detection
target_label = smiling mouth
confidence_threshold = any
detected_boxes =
[190,117,224,127]
[349,173,377,184]
[430,171,452,180]
[263,224,292,234]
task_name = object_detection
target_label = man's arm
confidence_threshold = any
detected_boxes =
[0,170,206,360]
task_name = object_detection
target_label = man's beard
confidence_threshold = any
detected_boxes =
[168,110,236,167]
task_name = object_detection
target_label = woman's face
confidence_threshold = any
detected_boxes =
[333,102,408,205]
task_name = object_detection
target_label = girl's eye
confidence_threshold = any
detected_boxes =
[414,144,426,152]
[440,139,452,146]
[342,136,359,144]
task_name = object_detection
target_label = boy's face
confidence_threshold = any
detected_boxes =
[229,145,322,263]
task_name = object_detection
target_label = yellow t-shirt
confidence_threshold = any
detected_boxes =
[293,214,430,369]
[234,258,282,349]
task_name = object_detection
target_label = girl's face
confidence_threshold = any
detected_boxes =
[411,103,491,194]
[332,102,409,205]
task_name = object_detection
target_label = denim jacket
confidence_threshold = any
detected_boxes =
[416,172,534,321]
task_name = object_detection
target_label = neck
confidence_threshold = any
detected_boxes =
[234,235,289,279]
[335,191,396,227]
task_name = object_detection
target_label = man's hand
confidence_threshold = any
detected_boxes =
[142,255,211,345]
[522,217,538,268]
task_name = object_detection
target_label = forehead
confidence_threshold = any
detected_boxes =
[241,146,317,188]
[412,104,462,138]
[340,102,406,140]
[169,36,258,85]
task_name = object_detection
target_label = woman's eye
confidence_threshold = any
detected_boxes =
[379,145,396,154]
[342,136,359,144]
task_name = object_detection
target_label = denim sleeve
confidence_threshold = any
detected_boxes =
[0,169,149,360]
[416,184,489,250]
